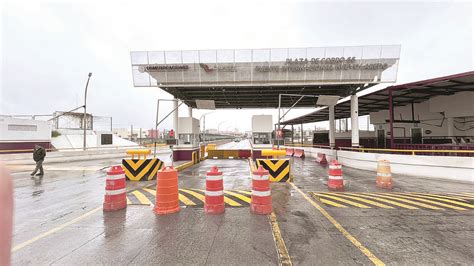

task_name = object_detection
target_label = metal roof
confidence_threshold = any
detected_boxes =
[280,71,474,125]
[162,84,376,109]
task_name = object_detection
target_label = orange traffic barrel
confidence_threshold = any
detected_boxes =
[251,165,272,215]
[205,166,225,214]
[328,160,344,191]
[103,165,127,211]
[154,166,180,215]
[376,160,393,189]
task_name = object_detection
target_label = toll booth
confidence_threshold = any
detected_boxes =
[252,115,273,158]
[173,117,200,161]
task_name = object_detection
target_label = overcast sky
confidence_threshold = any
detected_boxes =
[1,1,472,132]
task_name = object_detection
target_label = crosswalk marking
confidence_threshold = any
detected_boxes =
[320,198,348,208]
[224,191,251,203]
[312,193,371,208]
[194,189,242,207]
[407,193,469,202]
[179,188,206,201]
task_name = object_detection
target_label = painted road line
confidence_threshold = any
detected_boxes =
[12,206,102,252]
[269,212,292,266]
[392,193,472,210]
[406,193,469,202]
[224,190,251,203]
[312,193,372,208]
[195,189,242,207]
[131,190,152,205]
[291,183,384,266]
[344,193,419,210]
[237,190,252,195]
[366,193,442,210]
[179,188,206,203]
[445,193,474,199]
[178,193,197,206]
[325,193,394,209]
[126,197,132,205]
[387,193,466,211]
[319,198,348,208]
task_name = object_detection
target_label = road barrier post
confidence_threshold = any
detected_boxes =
[205,166,225,214]
[103,165,127,211]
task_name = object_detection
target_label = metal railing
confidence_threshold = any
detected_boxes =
[338,146,474,156]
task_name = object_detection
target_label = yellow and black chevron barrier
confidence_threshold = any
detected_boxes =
[256,158,291,183]
[122,158,164,181]
[310,192,474,211]
[127,187,251,207]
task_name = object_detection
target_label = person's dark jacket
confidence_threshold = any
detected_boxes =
[33,146,46,162]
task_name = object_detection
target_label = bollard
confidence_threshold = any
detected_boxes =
[205,166,225,214]
[103,165,127,211]
[328,160,344,191]
[251,165,273,215]
[376,160,393,189]
[154,166,180,215]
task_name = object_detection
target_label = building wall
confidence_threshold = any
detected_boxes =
[370,91,474,138]
[0,117,51,142]
[252,115,273,133]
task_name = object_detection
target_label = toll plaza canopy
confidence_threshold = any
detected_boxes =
[130,45,401,108]
[280,71,474,125]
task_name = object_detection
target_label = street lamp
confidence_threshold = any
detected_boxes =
[199,111,215,143]
[83,72,92,151]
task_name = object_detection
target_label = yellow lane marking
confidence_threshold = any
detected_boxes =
[325,193,394,209]
[320,198,348,208]
[194,189,242,207]
[344,193,419,210]
[126,197,131,205]
[291,183,384,266]
[12,206,102,252]
[366,193,442,210]
[385,193,466,211]
[237,190,252,195]
[179,188,205,202]
[224,191,251,203]
[179,193,197,206]
[269,212,292,266]
[446,193,474,199]
[393,193,473,209]
[131,190,152,205]
[407,193,469,202]
[312,193,371,208]
[142,188,156,196]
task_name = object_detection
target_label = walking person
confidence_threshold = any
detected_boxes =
[31,145,46,176]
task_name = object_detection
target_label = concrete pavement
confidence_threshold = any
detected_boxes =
[8,155,474,265]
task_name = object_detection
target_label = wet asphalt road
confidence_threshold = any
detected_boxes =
[9,156,474,265]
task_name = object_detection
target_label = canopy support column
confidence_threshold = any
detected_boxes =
[329,104,335,148]
[173,98,179,145]
[350,94,359,147]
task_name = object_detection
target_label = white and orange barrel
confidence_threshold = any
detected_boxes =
[205,166,225,214]
[103,165,127,211]
[251,165,272,215]
[376,160,393,189]
[328,160,344,191]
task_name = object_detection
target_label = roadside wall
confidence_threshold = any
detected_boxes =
[283,146,474,182]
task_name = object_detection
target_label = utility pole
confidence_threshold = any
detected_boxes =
[83,72,92,151]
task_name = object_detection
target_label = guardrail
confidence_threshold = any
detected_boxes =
[283,143,334,150]
[338,146,474,156]
[0,144,145,154]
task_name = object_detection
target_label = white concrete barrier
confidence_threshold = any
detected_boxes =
[337,150,474,182]
[283,145,474,182]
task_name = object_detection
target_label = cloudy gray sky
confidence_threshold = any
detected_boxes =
[1,1,472,132]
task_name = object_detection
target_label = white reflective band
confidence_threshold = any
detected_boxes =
[213,157,218,159]
[105,188,126,195]
[106,174,125,180]
[328,175,343,180]
[206,175,223,181]
[205,190,224,196]
[377,172,392,177]
[378,162,390,167]
[252,174,269,181]
[252,190,271,197]
[229,156,234,159]
[329,165,342,170]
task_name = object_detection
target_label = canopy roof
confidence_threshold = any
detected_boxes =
[281,71,474,125]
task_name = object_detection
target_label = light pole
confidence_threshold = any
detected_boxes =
[83,72,92,151]
[199,111,215,143]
